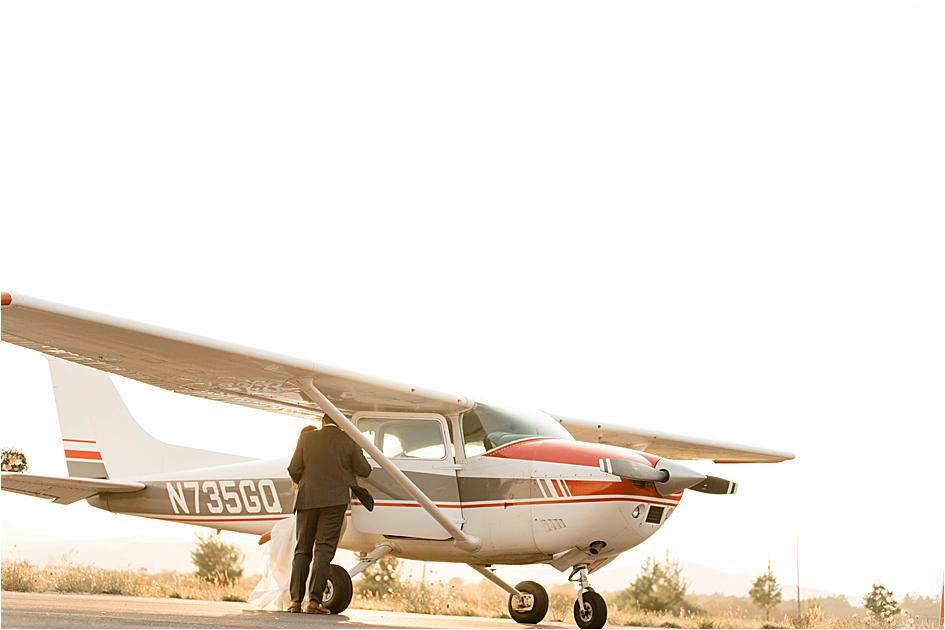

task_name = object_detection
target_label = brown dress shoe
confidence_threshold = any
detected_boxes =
[286,602,302,613]
[304,602,331,615]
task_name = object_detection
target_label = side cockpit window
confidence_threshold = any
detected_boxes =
[357,417,447,460]
[461,403,573,458]
[461,409,488,457]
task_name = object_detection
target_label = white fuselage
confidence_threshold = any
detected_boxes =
[90,437,681,567]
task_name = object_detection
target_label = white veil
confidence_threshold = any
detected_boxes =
[247,517,296,611]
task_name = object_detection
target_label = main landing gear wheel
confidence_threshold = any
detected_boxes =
[321,564,353,614]
[573,589,607,629]
[508,580,549,625]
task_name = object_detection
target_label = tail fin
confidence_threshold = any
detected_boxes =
[48,357,252,480]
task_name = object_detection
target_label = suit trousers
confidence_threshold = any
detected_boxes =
[289,505,347,604]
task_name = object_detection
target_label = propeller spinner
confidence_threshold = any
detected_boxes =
[600,457,737,496]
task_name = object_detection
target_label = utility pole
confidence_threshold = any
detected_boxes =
[795,537,802,621]
[938,573,943,630]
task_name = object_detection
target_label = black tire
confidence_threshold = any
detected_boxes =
[573,590,607,629]
[508,580,549,625]
[320,564,353,614]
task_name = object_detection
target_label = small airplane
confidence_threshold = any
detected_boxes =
[0,292,793,628]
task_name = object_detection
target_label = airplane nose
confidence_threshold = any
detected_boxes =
[653,459,707,496]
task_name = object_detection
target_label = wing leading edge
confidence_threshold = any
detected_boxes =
[0,293,471,418]
[555,416,794,463]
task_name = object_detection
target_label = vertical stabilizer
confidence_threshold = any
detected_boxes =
[47,357,252,479]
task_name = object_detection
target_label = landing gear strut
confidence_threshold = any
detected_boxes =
[570,564,607,629]
[469,564,549,625]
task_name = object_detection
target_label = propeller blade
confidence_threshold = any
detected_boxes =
[690,475,738,495]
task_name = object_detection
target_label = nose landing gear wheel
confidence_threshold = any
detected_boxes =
[321,564,353,614]
[507,580,549,625]
[573,589,607,629]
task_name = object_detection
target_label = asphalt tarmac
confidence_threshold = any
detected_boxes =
[1,592,572,629]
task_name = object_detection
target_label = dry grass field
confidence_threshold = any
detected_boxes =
[2,560,939,629]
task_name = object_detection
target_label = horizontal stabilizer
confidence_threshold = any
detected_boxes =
[1,473,144,505]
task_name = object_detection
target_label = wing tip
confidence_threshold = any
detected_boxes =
[1,292,11,307]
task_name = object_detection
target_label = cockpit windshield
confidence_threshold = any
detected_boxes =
[460,403,574,456]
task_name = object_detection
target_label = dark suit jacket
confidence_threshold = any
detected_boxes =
[288,425,372,511]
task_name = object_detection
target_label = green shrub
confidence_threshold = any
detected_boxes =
[356,558,401,598]
[191,533,243,586]
[615,553,697,615]
[863,584,900,626]
[749,562,783,622]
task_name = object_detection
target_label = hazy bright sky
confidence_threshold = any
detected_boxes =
[1,0,942,599]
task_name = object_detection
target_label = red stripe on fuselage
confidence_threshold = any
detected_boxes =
[565,478,681,501]
[465,496,679,508]
[482,437,675,500]
[64,449,102,460]
[352,495,680,510]
[62,438,97,444]
[484,437,661,467]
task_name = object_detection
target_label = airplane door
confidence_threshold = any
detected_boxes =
[349,412,464,540]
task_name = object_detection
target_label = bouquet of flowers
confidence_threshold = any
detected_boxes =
[1,449,28,473]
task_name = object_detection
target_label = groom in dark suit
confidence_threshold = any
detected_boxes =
[287,415,372,614]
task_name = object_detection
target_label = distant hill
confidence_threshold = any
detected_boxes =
[1,532,272,574]
[681,561,838,600]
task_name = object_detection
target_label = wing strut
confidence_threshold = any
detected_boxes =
[296,377,481,553]
[469,564,522,596]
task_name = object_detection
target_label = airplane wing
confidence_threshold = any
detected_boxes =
[1,473,145,505]
[554,416,794,463]
[1,293,791,465]
[0,293,470,418]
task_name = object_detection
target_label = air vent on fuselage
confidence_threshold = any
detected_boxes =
[645,505,664,524]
